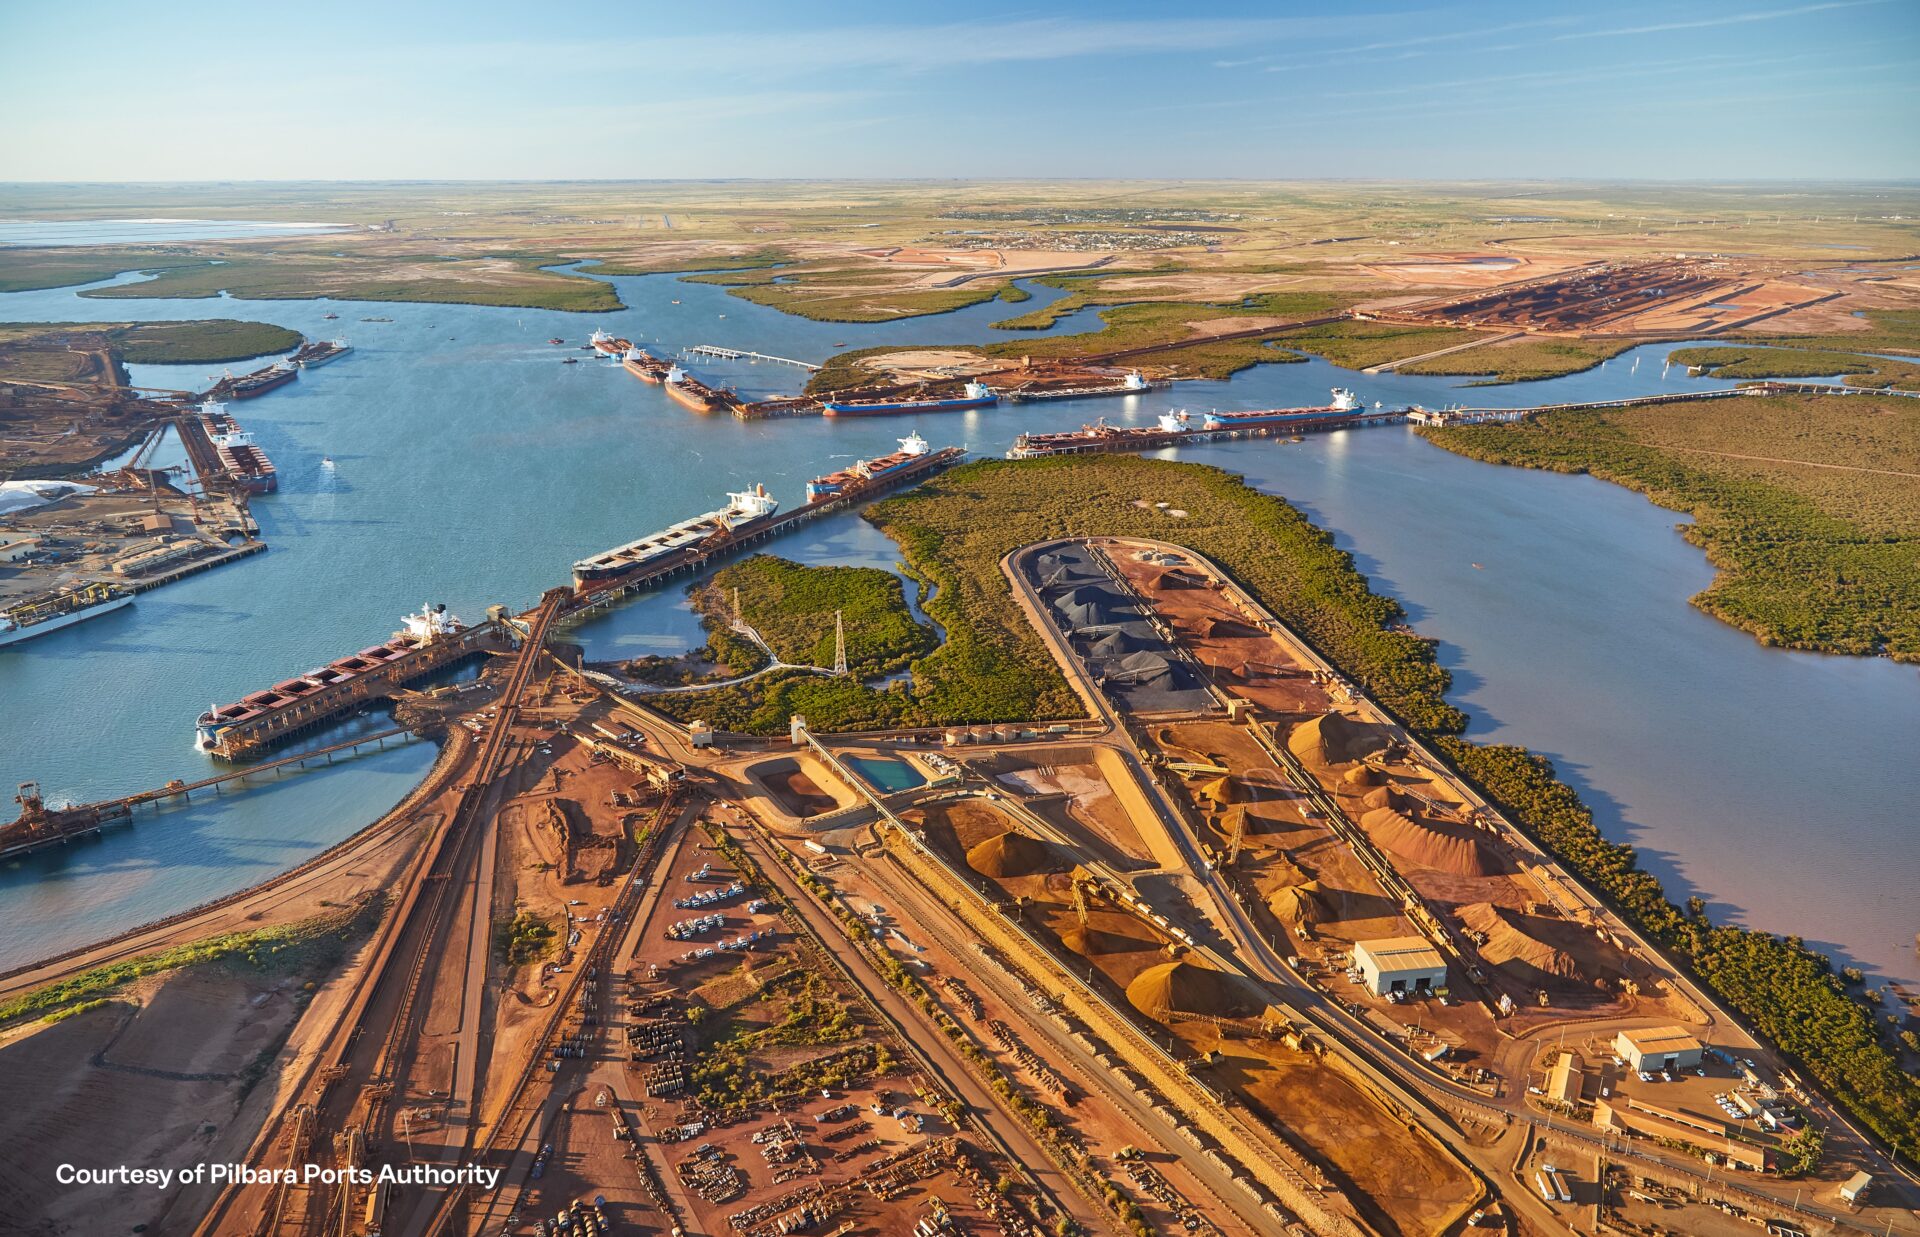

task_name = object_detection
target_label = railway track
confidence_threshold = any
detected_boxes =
[421,790,689,1236]
[192,589,570,1237]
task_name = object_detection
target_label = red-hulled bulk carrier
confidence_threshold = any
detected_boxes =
[664,365,728,413]
[590,329,633,357]
[198,398,278,493]
[194,603,479,757]
[621,346,676,383]
[807,432,939,501]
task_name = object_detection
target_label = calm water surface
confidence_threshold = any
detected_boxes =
[0,267,1912,985]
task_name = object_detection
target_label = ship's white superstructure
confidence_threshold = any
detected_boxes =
[0,586,134,648]
[399,602,463,645]
[573,485,780,580]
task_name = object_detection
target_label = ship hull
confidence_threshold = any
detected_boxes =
[0,594,134,648]
[821,395,996,417]
[228,369,298,398]
[1005,383,1155,402]
[667,383,718,413]
[295,347,350,368]
[1204,406,1343,428]
[573,510,779,587]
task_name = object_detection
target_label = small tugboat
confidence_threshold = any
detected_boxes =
[548,337,565,345]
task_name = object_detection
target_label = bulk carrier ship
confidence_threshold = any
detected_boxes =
[0,581,133,649]
[664,365,728,413]
[217,362,298,399]
[590,329,633,357]
[574,439,966,595]
[821,381,996,417]
[1198,387,1361,428]
[806,432,939,501]
[573,485,781,587]
[1003,370,1156,402]
[291,339,351,368]
[1007,390,1386,459]
[622,346,676,383]
[194,603,474,756]
[199,398,278,493]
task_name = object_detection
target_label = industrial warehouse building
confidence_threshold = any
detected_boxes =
[1547,1051,1585,1104]
[1614,1026,1704,1073]
[1353,936,1447,996]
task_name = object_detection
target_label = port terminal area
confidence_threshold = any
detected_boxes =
[1,345,340,641]
[7,530,1915,1237]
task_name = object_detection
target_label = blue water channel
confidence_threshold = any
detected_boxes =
[0,264,1914,987]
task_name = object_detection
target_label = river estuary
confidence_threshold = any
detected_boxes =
[0,264,1913,987]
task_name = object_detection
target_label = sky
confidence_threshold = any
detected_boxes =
[2,0,1916,181]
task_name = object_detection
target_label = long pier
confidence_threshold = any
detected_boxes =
[200,621,505,762]
[1403,379,1917,427]
[0,728,421,861]
[565,445,967,617]
[684,344,821,371]
[1008,408,1407,459]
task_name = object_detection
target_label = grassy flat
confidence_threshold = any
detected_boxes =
[1422,391,1920,659]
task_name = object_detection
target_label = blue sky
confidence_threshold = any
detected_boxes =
[2,0,1915,180]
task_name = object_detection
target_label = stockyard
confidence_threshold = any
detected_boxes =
[1044,537,1894,1218]
[900,784,1480,1237]
[1097,539,1701,1041]
[813,797,1269,1237]
[1370,255,1837,336]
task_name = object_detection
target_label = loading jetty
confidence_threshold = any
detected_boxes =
[176,441,967,762]
[2,727,419,861]
[1008,391,1404,459]
[194,606,505,761]
[1402,380,1915,427]
[684,344,820,371]
[568,442,967,613]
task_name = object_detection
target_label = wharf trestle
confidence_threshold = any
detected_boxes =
[566,446,967,613]
[1,728,420,862]
[200,623,505,763]
[1008,410,1406,460]
[685,344,821,371]
[1404,379,1918,427]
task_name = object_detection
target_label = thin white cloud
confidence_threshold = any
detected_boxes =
[1552,0,1889,41]
[455,15,1362,78]
[1231,15,1577,72]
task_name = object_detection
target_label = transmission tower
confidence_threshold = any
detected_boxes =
[832,610,847,676]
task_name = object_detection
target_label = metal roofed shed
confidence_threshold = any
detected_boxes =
[1546,1050,1584,1104]
[1353,936,1446,996]
[1613,1026,1703,1073]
